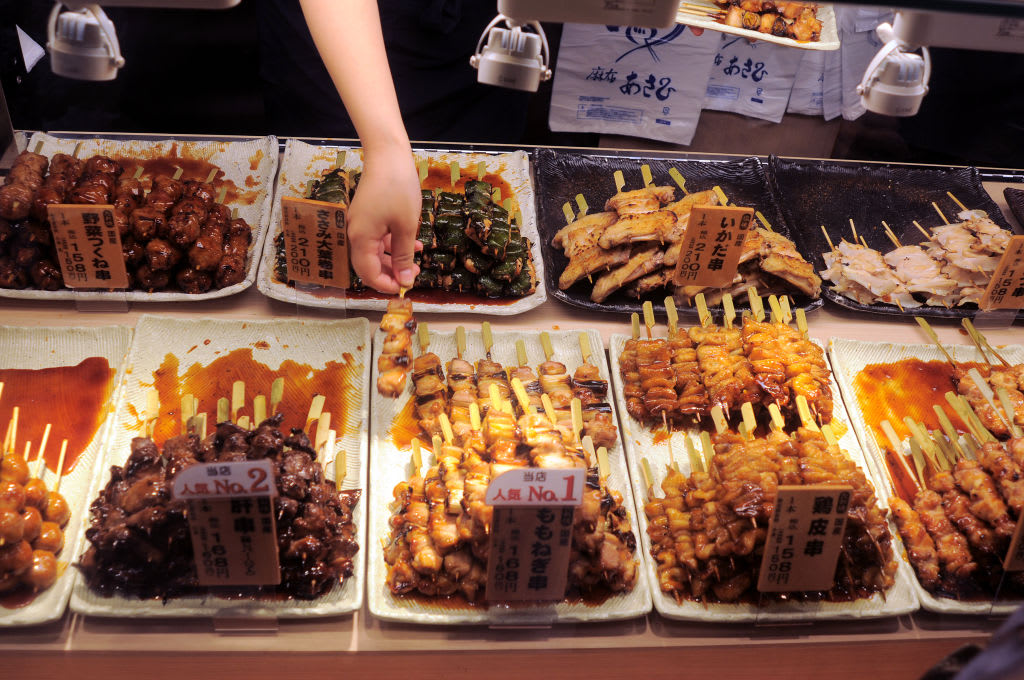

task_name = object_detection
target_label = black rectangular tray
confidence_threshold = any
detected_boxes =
[533,149,824,317]
[767,156,1022,320]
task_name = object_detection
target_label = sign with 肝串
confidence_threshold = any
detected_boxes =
[172,460,281,587]
[671,204,754,289]
[485,467,584,601]
[281,196,350,289]
[47,204,128,289]
[757,485,851,593]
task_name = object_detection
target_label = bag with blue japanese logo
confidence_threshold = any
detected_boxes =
[702,33,804,123]
[549,23,719,145]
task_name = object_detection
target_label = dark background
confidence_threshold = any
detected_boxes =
[1,0,1022,167]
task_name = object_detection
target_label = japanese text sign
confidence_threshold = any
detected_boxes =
[47,204,128,289]
[172,460,280,586]
[281,196,350,289]
[671,205,754,289]
[485,468,584,602]
[981,235,1024,310]
[485,467,584,506]
[757,485,851,593]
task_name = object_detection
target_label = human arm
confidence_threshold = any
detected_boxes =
[298,0,421,293]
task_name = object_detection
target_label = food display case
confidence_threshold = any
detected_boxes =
[1,127,1022,679]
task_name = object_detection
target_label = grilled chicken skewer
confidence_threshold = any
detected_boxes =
[377,296,416,397]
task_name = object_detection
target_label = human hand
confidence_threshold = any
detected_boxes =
[348,145,422,294]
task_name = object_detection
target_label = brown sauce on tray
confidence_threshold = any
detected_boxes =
[389,396,429,452]
[113,142,258,206]
[854,359,983,498]
[146,348,359,447]
[0,357,114,474]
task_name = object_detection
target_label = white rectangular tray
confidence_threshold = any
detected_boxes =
[676,2,840,50]
[0,132,279,302]
[368,327,651,624]
[256,139,547,315]
[69,315,370,619]
[829,337,1024,616]
[0,324,133,627]
[609,332,919,622]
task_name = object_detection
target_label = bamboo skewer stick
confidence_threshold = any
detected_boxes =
[947,192,967,212]
[915,317,955,366]
[913,221,930,239]
[880,419,923,490]
[821,225,836,252]
[53,439,68,494]
[270,377,284,417]
[642,301,655,340]
[933,202,949,224]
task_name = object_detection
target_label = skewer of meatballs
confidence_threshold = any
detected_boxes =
[1,148,253,294]
[1,410,70,600]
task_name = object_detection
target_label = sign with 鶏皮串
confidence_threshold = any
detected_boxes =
[757,485,851,593]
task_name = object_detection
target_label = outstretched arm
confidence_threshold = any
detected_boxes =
[299,0,421,293]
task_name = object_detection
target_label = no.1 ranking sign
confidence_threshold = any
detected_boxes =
[172,460,281,587]
[671,204,754,289]
[485,467,584,602]
[280,196,350,289]
[47,204,129,289]
[757,485,851,593]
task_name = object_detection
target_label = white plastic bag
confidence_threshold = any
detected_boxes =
[549,23,720,145]
[787,49,826,116]
[702,34,805,123]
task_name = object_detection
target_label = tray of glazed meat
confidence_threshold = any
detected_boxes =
[258,139,545,314]
[609,297,918,621]
[768,157,1021,319]
[676,2,839,50]
[0,132,278,300]
[70,315,369,618]
[0,325,131,626]
[369,318,651,624]
[535,150,822,317]
[830,336,1024,614]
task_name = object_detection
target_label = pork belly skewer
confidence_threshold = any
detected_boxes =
[572,332,619,449]
[377,295,417,397]
[409,323,447,439]
[446,327,478,446]
[507,339,543,416]
[475,322,511,420]
[538,331,574,423]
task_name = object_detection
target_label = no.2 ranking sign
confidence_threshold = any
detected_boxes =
[47,204,129,289]
[280,196,350,289]
[757,485,851,593]
[485,467,584,602]
[172,460,281,587]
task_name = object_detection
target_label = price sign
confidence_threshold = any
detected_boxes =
[47,204,128,289]
[980,235,1024,310]
[172,460,281,586]
[280,196,350,289]
[1004,511,1024,572]
[485,467,584,602]
[671,205,754,289]
[757,485,851,593]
